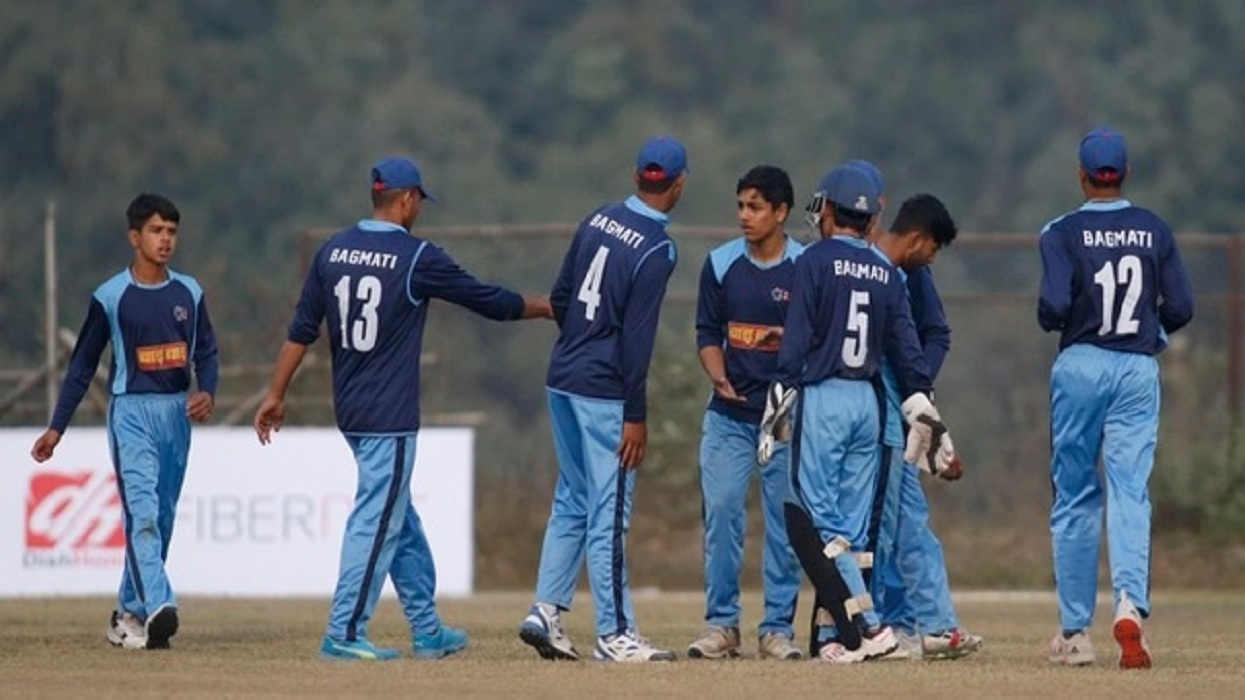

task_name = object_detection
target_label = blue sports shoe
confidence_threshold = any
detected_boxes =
[319,635,402,661]
[413,625,468,659]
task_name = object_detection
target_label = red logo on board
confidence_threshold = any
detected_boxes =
[25,471,124,550]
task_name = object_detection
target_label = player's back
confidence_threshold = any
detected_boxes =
[546,199,675,400]
[303,221,430,433]
[779,236,907,386]
[1040,200,1190,354]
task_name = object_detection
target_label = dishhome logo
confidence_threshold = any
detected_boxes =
[24,470,125,568]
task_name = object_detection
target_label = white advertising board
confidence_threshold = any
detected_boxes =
[0,427,473,597]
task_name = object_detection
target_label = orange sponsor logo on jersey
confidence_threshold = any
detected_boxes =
[727,322,782,352]
[136,342,188,371]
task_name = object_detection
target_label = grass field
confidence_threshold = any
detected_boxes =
[2,590,1243,699]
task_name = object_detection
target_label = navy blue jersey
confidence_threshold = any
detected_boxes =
[546,196,677,422]
[881,263,952,447]
[289,219,525,434]
[696,235,804,423]
[906,265,950,378]
[1039,200,1194,353]
[51,269,219,432]
[774,236,931,397]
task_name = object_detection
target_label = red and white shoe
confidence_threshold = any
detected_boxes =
[1113,593,1152,670]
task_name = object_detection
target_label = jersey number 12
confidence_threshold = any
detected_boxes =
[334,275,382,351]
[1093,255,1142,336]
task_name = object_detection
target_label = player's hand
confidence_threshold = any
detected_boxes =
[939,453,964,481]
[522,295,555,320]
[30,429,61,463]
[711,377,747,403]
[253,395,286,446]
[617,421,647,471]
[901,393,956,476]
[187,391,214,423]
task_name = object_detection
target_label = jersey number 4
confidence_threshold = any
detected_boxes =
[577,245,610,321]
[1093,255,1142,336]
[334,275,382,351]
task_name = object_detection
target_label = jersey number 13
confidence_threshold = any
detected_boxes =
[334,275,382,351]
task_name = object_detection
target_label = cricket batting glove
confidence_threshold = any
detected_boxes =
[901,392,956,476]
[757,381,798,466]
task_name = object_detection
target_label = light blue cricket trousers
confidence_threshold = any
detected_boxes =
[871,445,958,635]
[108,393,190,619]
[327,433,447,641]
[533,389,636,638]
[1050,344,1160,632]
[698,408,801,636]
[792,378,882,630]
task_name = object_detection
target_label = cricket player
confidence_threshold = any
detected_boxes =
[254,156,551,661]
[31,193,219,651]
[759,164,956,664]
[520,136,685,663]
[866,191,983,660]
[688,165,804,661]
[1039,126,1193,669]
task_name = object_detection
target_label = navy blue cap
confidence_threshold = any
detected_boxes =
[1079,127,1127,180]
[817,165,881,214]
[846,159,885,196]
[636,136,688,181]
[371,157,435,201]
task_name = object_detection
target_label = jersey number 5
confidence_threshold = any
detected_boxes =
[842,290,870,368]
[578,245,610,321]
[333,275,382,351]
[1093,255,1142,336]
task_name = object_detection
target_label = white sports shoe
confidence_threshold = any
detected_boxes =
[817,626,899,664]
[594,631,677,663]
[519,602,579,661]
[1113,593,1152,670]
[687,625,740,659]
[1048,631,1095,666]
[107,611,147,650]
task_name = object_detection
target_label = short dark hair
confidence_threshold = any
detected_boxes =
[371,188,414,208]
[889,193,958,248]
[126,193,180,231]
[736,165,794,210]
[831,203,872,234]
[637,166,678,194]
[1087,168,1127,189]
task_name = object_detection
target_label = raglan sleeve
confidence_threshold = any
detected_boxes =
[772,254,815,387]
[410,243,525,321]
[192,293,220,396]
[49,297,111,433]
[288,249,327,345]
[695,256,725,351]
[1157,227,1194,334]
[1038,225,1074,332]
[620,241,677,422]
[908,267,951,380]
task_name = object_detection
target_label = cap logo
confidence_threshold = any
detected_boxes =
[855,195,869,212]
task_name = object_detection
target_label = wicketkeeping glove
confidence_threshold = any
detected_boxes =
[900,393,956,476]
[757,382,798,466]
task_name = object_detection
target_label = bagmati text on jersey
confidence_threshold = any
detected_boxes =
[329,247,399,269]
[1082,229,1153,248]
[834,259,890,284]
[588,214,645,248]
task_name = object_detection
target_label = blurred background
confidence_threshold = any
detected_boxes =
[2,0,1243,589]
